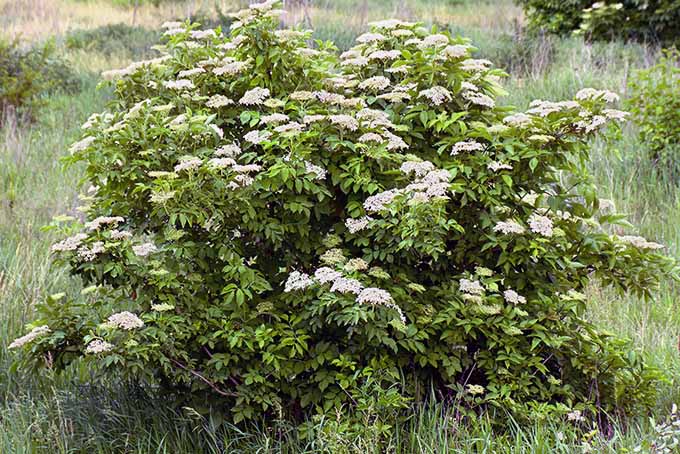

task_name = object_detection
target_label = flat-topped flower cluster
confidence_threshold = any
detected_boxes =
[12,0,674,423]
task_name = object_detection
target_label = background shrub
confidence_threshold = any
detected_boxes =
[10,1,675,425]
[517,0,680,44]
[627,48,680,168]
[65,24,161,60]
[0,38,80,122]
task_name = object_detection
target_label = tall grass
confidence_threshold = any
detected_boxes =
[1,0,679,452]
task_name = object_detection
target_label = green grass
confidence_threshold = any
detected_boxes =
[1,0,680,452]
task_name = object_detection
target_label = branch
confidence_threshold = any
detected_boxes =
[169,357,238,398]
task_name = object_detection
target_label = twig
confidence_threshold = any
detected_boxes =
[169,357,237,397]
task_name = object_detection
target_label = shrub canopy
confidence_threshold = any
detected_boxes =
[12,0,675,422]
[518,0,680,43]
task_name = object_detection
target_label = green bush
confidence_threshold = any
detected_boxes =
[10,1,676,424]
[0,38,80,121]
[65,23,161,59]
[517,0,680,43]
[627,48,680,167]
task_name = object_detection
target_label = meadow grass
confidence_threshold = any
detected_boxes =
[1,0,679,452]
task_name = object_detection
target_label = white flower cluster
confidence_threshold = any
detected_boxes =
[51,233,88,253]
[575,88,620,103]
[133,242,157,257]
[451,139,484,155]
[216,143,242,157]
[528,213,554,237]
[78,241,105,261]
[206,94,234,108]
[363,189,401,213]
[163,79,195,91]
[503,113,532,128]
[8,325,51,349]
[418,86,452,105]
[85,339,114,354]
[106,311,144,330]
[314,267,342,284]
[493,220,525,235]
[260,113,289,125]
[328,114,359,131]
[244,130,272,144]
[400,160,435,177]
[618,235,664,250]
[304,161,327,180]
[460,58,492,72]
[174,156,202,172]
[284,271,315,292]
[213,59,250,76]
[526,100,580,117]
[459,278,484,295]
[85,216,125,231]
[463,90,495,108]
[503,289,526,305]
[356,32,386,44]
[358,76,391,91]
[239,87,271,106]
[345,216,373,234]
[487,161,513,172]
[69,136,96,154]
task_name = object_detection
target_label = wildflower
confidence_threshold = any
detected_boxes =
[274,29,305,42]
[163,79,195,90]
[206,95,234,108]
[390,29,414,37]
[314,267,342,284]
[315,90,346,105]
[8,325,51,349]
[459,278,484,295]
[528,213,553,237]
[85,339,114,354]
[239,87,270,106]
[215,143,242,157]
[364,189,401,213]
[69,136,96,154]
[344,258,369,272]
[503,289,526,305]
[328,115,359,131]
[260,113,289,125]
[51,233,88,253]
[451,140,484,155]
[619,235,664,250]
[368,19,414,29]
[304,161,327,180]
[284,271,314,292]
[151,303,175,312]
[244,130,272,144]
[133,242,157,257]
[493,220,525,235]
[106,311,144,330]
[575,115,607,133]
[520,191,540,206]
[345,216,373,234]
[290,90,314,101]
[526,100,579,117]
[263,98,285,109]
[330,277,364,294]
[162,21,182,29]
[418,86,452,105]
[174,157,202,172]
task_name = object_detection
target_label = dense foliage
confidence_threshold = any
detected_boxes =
[11,0,675,423]
[517,0,680,43]
[627,48,680,168]
[0,38,80,121]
